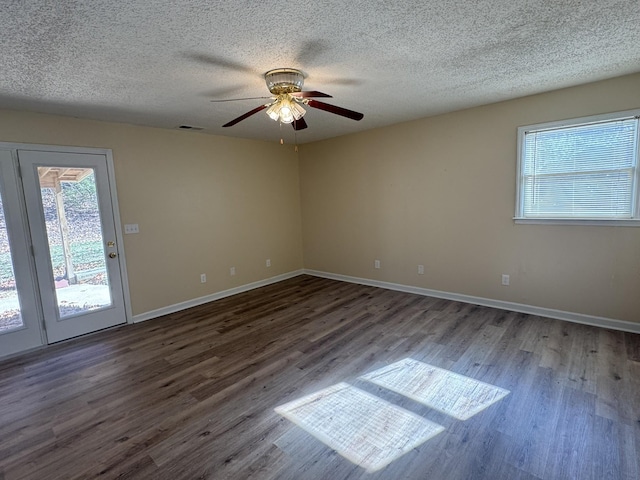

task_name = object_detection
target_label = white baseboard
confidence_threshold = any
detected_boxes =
[132,270,304,323]
[131,267,639,334]
[303,269,640,334]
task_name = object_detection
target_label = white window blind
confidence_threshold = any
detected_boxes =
[517,112,640,223]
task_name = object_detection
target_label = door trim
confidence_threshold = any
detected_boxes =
[0,142,133,335]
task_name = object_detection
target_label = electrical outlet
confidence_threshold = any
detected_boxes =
[200,273,206,283]
[266,259,271,267]
[418,265,425,275]
[501,274,510,286]
[374,259,381,269]
[230,267,236,276]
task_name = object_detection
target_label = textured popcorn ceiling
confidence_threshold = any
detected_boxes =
[1,1,639,144]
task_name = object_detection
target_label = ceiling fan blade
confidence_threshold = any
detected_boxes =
[200,85,248,99]
[313,76,364,87]
[294,40,331,65]
[185,53,257,74]
[222,104,268,127]
[307,100,364,121]
[292,117,308,130]
[211,96,272,103]
[290,91,333,98]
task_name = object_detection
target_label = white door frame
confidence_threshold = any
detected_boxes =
[0,142,133,355]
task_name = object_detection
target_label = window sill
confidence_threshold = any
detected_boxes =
[514,218,640,227]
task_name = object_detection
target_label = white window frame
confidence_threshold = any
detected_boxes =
[515,109,640,226]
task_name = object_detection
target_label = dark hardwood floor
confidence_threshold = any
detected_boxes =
[0,275,638,479]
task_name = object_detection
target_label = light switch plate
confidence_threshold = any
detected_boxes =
[124,224,139,234]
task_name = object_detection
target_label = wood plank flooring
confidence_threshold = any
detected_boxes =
[0,275,638,479]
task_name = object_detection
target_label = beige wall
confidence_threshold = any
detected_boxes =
[2,72,639,324]
[299,73,640,323]
[0,110,303,315]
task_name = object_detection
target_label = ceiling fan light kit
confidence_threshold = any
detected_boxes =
[266,95,306,124]
[220,67,363,132]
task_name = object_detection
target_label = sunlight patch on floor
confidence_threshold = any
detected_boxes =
[360,358,510,420]
[275,382,445,472]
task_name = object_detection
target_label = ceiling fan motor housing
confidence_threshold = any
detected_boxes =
[265,68,304,94]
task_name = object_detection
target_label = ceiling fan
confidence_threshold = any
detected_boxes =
[213,68,364,131]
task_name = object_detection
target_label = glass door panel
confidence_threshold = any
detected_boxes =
[0,150,43,357]
[37,167,113,318]
[0,182,24,333]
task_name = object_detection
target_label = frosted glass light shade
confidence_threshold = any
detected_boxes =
[291,101,306,120]
[266,103,279,121]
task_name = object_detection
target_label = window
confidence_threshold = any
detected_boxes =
[516,110,640,225]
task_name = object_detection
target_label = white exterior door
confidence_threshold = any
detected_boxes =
[19,150,127,343]
[0,145,128,357]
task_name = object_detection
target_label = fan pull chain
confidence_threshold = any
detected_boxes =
[280,121,284,145]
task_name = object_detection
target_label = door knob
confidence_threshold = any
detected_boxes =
[109,252,117,258]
